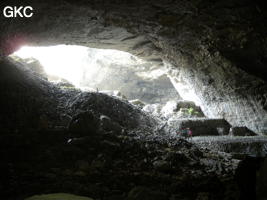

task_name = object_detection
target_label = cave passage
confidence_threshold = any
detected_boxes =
[1,1,267,199]
[11,45,180,104]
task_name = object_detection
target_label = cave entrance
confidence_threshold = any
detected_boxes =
[9,45,238,137]
[11,45,180,105]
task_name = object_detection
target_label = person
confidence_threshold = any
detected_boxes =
[187,127,193,140]
[177,127,192,140]
[177,128,187,138]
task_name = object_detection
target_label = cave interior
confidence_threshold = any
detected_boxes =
[0,0,267,200]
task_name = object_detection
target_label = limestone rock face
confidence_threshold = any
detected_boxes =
[168,59,267,135]
[0,0,267,134]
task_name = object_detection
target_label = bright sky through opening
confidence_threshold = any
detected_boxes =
[12,45,200,105]
[12,45,142,87]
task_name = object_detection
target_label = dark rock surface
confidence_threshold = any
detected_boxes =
[0,56,242,200]
[0,58,62,132]
[0,1,267,199]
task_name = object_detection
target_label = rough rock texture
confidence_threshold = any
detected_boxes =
[0,0,267,134]
[0,57,159,134]
[0,58,62,131]
[1,1,267,198]
[0,52,243,200]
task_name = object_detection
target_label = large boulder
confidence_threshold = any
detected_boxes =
[67,92,158,132]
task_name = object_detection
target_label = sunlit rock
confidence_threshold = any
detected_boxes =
[11,55,48,79]
[161,100,204,119]
[129,99,146,108]
[142,103,163,118]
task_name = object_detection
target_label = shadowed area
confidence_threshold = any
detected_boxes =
[0,0,267,200]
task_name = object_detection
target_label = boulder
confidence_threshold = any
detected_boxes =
[68,92,157,131]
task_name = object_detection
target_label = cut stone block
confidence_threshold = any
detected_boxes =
[168,118,231,136]
[192,136,267,157]
[229,127,257,136]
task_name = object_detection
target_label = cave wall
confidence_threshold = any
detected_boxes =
[167,47,267,134]
[0,0,267,134]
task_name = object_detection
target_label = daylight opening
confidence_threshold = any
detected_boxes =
[11,45,181,105]
[10,44,210,134]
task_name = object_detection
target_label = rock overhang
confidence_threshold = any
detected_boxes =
[0,0,267,134]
